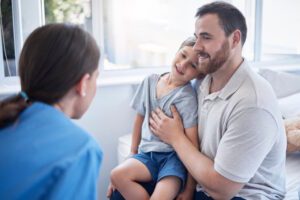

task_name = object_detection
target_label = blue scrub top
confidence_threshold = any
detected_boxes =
[0,102,103,199]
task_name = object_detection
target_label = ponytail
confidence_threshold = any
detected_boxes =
[0,92,30,128]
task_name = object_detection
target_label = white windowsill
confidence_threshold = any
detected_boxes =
[1,63,300,97]
[0,76,145,97]
[0,67,167,96]
[96,66,167,87]
[0,84,20,96]
[97,75,144,86]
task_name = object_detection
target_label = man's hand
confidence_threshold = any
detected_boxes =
[149,105,185,145]
[176,187,194,200]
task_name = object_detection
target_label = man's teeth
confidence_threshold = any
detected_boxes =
[198,53,209,59]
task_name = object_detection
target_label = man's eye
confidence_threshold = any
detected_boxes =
[203,36,211,40]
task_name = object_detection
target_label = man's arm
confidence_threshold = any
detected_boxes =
[150,106,244,199]
[177,126,199,200]
[172,131,244,200]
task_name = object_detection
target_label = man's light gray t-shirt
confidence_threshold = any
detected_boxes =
[131,73,198,153]
[196,61,286,200]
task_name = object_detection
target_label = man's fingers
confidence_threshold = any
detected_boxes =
[155,107,167,119]
[151,111,161,122]
[149,118,158,133]
[149,124,157,135]
[170,105,180,119]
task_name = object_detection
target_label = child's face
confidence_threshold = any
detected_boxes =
[171,46,200,84]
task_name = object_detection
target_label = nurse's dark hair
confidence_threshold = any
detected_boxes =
[0,23,100,128]
[195,1,247,46]
[178,36,196,50]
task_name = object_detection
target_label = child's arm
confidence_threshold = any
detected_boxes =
[177,126,199,200]
[130,113,144,155]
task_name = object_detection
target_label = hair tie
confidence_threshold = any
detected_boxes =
[19,91,29,101]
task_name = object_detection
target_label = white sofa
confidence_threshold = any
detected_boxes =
[259,69,300,200]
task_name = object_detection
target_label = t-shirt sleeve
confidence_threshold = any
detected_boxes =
[191,78,203,95]
[130,77,148,116]
[174,86,198,129]
[47,141,103,200]
[214,107,278,183]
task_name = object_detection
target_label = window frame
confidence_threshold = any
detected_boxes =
[0,0,22,83]
[0,0,44,84]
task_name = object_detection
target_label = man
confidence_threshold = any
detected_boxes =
[110,2,286,199]
[150,1,286,200]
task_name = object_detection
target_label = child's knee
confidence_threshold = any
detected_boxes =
[110,166,126,185]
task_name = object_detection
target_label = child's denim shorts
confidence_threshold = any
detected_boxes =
[132,151,187,188]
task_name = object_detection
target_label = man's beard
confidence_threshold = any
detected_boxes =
[198,40,230,75]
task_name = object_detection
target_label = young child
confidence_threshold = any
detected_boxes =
[108,37,200,200]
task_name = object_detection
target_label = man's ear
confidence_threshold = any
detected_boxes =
[231,29,241,48]
[75,73,90,97]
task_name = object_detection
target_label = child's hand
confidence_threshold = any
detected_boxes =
[106,182,116,198]
[176,187,194,200]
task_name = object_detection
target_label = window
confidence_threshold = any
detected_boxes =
[1,0,300,83]
[102,0,255,70]
[1,0,16,77]
[261,0,300,63]
[1,0,43,80]
[44,0,93,33]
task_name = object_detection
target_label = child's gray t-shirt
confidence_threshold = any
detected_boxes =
[130,74,198,153]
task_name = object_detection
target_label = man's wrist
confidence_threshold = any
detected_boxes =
[172,131,186,148]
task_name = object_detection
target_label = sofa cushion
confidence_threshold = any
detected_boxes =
[259,69,300,98]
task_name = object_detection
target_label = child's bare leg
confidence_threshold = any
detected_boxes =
[150,176,181,200]
[110,158,152,200]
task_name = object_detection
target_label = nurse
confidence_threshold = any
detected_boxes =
[0,24,102,199]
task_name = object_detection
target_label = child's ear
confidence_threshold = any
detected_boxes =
[75,73,90,97]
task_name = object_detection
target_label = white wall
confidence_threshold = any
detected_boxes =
[75,84,136,199]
